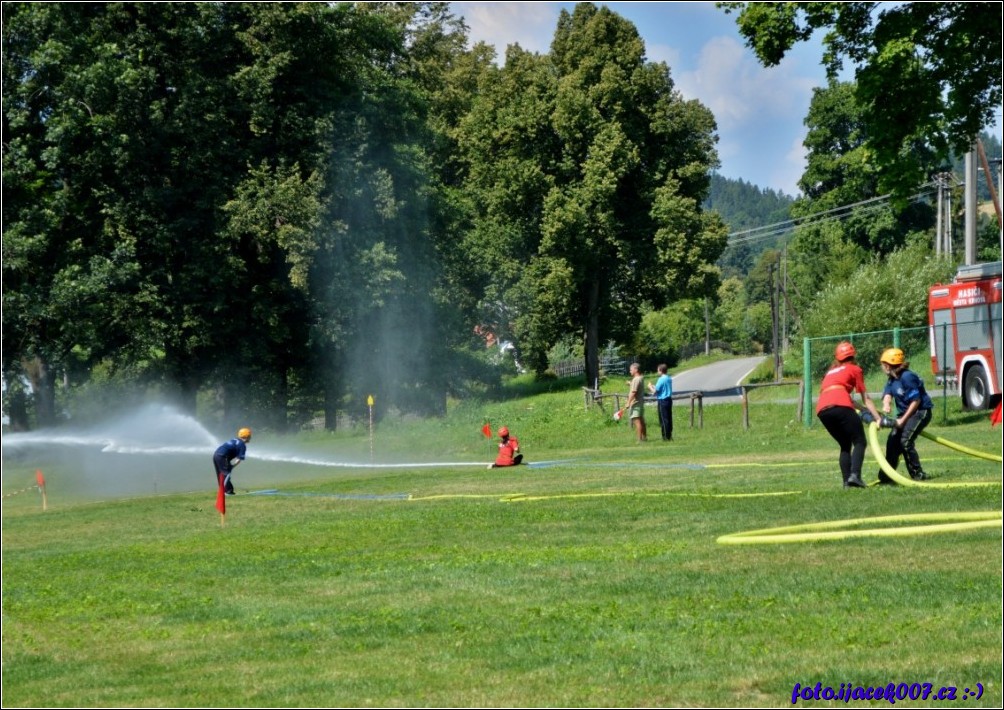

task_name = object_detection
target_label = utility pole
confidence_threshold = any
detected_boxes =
[704,297,710,355]
[965,143,978,265]
[947,185,953,256]
[996,157,1003,255]
[769,261,780,380]
[935,173,944,256]
[781,247,788,352]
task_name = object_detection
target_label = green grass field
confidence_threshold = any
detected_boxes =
[3,379,1001,707]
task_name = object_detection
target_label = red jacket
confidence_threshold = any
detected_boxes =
[495,436,520,466]
[816,362,866,414]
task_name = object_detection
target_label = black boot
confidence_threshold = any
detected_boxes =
[845,473,866,488]
[876,470,896,485]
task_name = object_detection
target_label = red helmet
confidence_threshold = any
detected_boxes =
[498,426,509,437]
[834,342,856,362]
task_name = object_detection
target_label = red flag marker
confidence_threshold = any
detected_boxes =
[36,469,47,511]
[481,422,492,438]
[991,402,1002,428]
[215,473,226,526]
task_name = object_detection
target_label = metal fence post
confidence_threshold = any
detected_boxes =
[942,322,948,425]
[803,337,812,427]
[797,379,804,423]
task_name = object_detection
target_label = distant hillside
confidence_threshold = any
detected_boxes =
[705,172,795,277]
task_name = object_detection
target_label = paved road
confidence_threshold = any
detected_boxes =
[671,356,768,404]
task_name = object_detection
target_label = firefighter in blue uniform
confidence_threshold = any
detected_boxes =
[877,348,933,483]
[213,427,252,495]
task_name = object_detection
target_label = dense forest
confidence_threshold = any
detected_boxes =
[3,2,1001,432]
[705,173,794,279]
[3,2,725,431]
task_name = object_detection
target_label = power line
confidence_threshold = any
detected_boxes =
[725,182,939,247]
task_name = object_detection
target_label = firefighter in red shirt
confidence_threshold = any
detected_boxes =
[816,342,883,488]
[488,426,524,469]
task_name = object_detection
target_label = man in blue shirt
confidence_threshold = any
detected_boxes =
[213,427,252,495]
[878,348,933,482]
[648,363,674,441]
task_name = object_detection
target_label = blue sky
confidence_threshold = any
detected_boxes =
[452,1,1004,198]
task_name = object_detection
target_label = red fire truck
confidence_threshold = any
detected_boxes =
[928,261,1002,410]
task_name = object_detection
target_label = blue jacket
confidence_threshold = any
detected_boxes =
[214,438,247,463]
[883,369,934,415]
[653,374,673,400]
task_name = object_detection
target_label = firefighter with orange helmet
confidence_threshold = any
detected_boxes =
[213,427,252,495]
[816,342,883,488]
[877,348,933,483]
[488,426,523,469]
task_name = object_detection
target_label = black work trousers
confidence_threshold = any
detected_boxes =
[657,398,673,441]
[817,405,865,484]
[884,408,932,479]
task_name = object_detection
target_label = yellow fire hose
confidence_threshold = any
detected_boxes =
[717,422,1002,544]
[865,421,1001,488]
[717,512,1001,545]
[920,428,1002,462]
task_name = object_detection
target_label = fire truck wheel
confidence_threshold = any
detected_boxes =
[963,364,990,410]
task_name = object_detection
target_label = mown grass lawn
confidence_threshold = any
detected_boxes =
[2,384,1000,707]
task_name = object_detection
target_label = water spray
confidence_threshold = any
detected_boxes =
[2,470,47,511]
[367,394,375,463]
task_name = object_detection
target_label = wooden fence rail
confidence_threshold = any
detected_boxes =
[740,380,804,430]
[584,378,804,431]
[582,388,705,428]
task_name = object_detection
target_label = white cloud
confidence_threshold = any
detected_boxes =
[645,41,681,71]
[676,36,813,132]
[674,35,818,193]
[777,136,808,197]
[455,1,561,58]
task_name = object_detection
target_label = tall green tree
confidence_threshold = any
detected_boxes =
[720,1,1003,199]
[219,2,401,430]
[455,44,562,371]
[796,79,935,246]
[3,3,243,423]
[785,80,935,312]
[457,3,726,385]
[304,2,472,427]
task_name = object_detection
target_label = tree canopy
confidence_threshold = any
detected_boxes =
[3,2,459,429]
[720,1,1003,198]
[3,2,726,430]
[456,3,726,385]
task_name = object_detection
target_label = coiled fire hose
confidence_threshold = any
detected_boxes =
[717,422,1001,544]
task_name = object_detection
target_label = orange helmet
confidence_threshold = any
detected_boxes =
[880,348,905,366]
[834,341,856,362]
[498,426,509,437]
[237,427,252,442]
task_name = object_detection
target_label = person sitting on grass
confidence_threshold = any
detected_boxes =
[488,426,523,469]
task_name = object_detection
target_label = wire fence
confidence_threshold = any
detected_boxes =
[802,318,1000,427]
[550,355,629,379]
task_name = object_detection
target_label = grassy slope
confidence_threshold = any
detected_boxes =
[2,376,1001,707]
